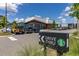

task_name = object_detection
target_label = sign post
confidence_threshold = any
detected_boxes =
[39,29,70,56]
[43,38,47,56]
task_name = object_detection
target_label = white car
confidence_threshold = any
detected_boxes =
[6,28,11,32]
[1,28,7,32]
[1,27,11,32]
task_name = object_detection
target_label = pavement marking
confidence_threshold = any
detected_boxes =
[8,37,17,41]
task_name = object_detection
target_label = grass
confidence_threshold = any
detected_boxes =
[17,45,44,56]
[0,32,12,36]
[17,43,57,56]
[64,31,79,56]
[17,31,79,56]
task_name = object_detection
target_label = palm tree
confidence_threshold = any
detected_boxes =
[69,3,79,30]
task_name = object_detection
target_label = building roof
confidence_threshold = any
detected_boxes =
[25,16,53,24]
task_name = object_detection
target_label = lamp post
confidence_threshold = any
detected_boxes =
[5,3,7,20]
[5,3,7,29]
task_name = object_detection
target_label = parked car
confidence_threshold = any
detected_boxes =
[25,27,33,34]
[11,26,25,34]
[1,28,7,32]
[61,27,68,30]
[6,28,11,32]
[1,27,11,32]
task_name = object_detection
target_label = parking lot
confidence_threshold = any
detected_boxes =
[0,33,40,56]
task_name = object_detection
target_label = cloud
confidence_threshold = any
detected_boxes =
[64,13,69,16]
[64,10,74,17]
[59,6,71,17]
[57,5,77,24]
[25,15,42,22]
[25,15,53,24]
[35,15,41,18]
[19,18,24,22]
[62,18,66,21]
[64,6,70,12]
[14,18,24,23]
[45,17,50,23]
[74,17,78,22]
[61,18,66,23]
[0,3,22,13]
[58,6,71,20]
[45,17,50,20]
[14,18,19,21]
[58,16,63,19]
[64,11,74,16]
[60,18,68,27]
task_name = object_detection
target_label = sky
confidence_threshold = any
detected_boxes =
[0,3,77,24]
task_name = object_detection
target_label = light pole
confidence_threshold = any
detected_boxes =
[5,3,7,28]
[5,3,7,19]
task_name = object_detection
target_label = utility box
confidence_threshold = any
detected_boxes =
[39,29,71,53]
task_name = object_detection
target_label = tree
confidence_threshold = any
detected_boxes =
[69,3,79,30]
[11,21,17,29]
[52,20,57,28]
[0,16,8,28]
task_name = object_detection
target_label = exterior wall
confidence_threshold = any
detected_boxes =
[46,24,52,29]
[68,23,77,29]
[25,20,52,30]
[26,21,45,28]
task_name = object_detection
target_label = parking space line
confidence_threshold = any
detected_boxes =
[8,37,17,41]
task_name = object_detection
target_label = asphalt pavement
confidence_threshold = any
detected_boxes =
[0,33,40,56]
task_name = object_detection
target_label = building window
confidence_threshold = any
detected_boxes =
[40,24,46,29]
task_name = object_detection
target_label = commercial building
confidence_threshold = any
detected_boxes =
[24,16,53,32]
[16,16,77,33]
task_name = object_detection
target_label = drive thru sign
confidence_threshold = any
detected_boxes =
[39,30,69,53]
